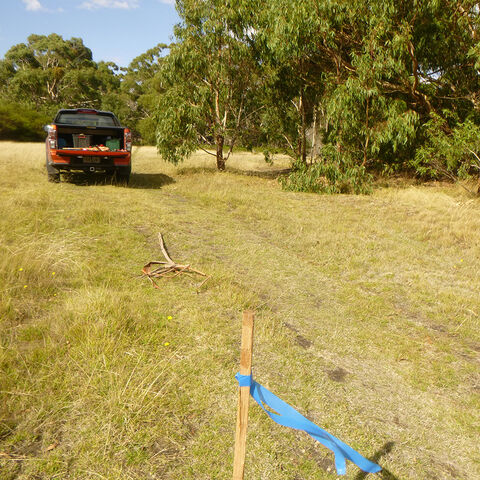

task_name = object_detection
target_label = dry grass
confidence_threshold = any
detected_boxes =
[1,142,479,479]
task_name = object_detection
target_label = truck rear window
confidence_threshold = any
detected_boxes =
[56,113,118,127]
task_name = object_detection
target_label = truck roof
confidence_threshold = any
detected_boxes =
[54,109,122,127]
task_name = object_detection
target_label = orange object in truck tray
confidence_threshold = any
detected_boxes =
[56,150,127,156]
[61,146,111,151]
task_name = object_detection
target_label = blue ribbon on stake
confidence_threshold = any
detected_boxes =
[235,373,381,476]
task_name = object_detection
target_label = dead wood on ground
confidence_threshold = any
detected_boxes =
[141,233,209,291]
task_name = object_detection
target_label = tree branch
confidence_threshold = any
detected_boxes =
[198,146,217,157]
[141,233,209,291]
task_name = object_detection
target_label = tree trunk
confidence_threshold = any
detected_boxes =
[299,89,307,164]
[363,97,370,167]
[310,105,317,164]
[216,134,225,170]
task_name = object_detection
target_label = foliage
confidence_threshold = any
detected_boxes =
[0,102,50,142]
[114,44,168,143]
[0,35,167,144]
[155,0,260,169]
[0,34,119,108]
[254,0,323,163]
[256,0,480,182]
[280,149,373,195]
[413,113,480,179]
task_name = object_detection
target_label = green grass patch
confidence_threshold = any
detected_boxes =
[0,142,479,479]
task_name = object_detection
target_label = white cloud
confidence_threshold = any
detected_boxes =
[80,0,139,9]
[158,0,175,4]
[22,0,43,11]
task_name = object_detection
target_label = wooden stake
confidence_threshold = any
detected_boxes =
[233,311,255,480]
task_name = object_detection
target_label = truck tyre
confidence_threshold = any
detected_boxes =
[115,166,131,185]
[46,157,60,183]
[48,172,60,182]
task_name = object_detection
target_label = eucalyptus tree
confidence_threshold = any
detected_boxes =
[254,0,324,164]
[0,34,119,109]
[156,0,259,170]
[121,44,168,143]
[258,0,417,170]
[259,0,480,181]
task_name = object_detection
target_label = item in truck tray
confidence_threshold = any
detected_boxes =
[73,134,92,148]
[82,145,110,152]
[106,138,120,150]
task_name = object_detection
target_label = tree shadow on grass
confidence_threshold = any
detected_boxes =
[175,165,291,179]
[354,442,400,480]
[176,166,218,176]
[227,166,292,179]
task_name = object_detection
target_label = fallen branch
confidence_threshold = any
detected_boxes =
[141,233,209,291]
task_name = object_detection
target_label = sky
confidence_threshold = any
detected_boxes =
[0,0,180,67]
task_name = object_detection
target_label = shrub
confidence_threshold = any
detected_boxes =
[413,113,480,180]
[280,148,373,195]
[0,102,50,142]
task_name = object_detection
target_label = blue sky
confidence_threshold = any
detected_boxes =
[0,0,180,67]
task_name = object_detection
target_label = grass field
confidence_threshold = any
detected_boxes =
[1,142,479,479]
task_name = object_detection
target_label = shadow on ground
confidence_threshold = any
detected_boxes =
[176,165,291,179]
[129,173,175,189]
[227,167,292,179]
[60,173,114,186]
[354,442,400,479]
[59,172,175,189]
[176,166,219,176]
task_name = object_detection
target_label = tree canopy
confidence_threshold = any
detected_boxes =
[0,34,118,108]
[155,0,260,169]
[151,0,480,188]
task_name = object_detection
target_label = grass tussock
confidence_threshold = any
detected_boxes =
[0,142,479,479]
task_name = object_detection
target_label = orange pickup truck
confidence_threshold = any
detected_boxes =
[45,109,132,183]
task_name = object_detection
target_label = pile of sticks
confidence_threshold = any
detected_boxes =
[141,233,208,290]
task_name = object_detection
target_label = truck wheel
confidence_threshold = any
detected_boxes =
[48,172,61,182]
[46,157,60,182]
[115,167,131,185]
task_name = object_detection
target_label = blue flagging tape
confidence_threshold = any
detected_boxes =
[235,373,381,476]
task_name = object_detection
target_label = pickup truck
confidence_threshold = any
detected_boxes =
[45,108,132,183]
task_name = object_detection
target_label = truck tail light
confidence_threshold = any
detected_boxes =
[124,129,132,152]
[47,124,57,149]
